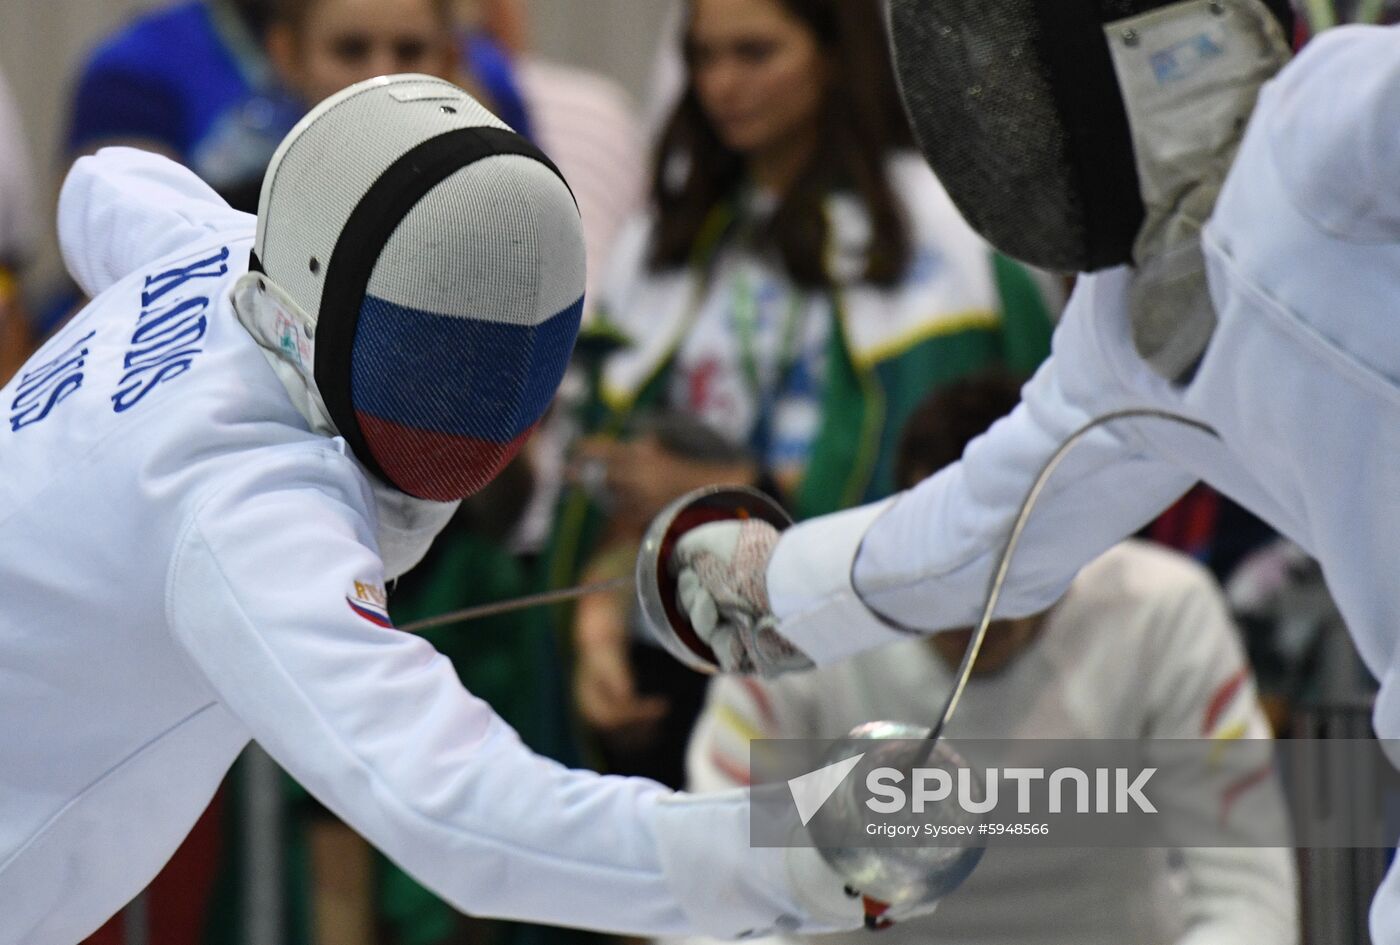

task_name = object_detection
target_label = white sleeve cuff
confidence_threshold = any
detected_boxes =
[647,789,805,939]
[766,499,914,666]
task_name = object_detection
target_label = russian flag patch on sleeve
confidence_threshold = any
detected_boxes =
[347,579,393,628]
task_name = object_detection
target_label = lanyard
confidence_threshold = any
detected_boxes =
[729,263,809,460]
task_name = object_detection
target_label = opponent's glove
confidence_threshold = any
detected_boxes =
[670,520,814,677]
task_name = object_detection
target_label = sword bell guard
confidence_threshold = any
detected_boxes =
[636,485,792,674]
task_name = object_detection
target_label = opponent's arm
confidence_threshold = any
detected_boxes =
[165,447,863,939]
[675,272,1201,670]
[788,0,1400,674]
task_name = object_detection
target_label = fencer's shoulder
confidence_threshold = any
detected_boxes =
[61,147,231,210]
[1268,23,1400,94]
[1252,25,1400,240]
[60,147,252,297]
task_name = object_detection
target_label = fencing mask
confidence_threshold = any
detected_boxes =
[240,74,584,503]
[886,0,1291,379]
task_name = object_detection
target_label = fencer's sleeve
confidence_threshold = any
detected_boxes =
[58,147,252,298]
[1131,556,1298,945]
[166,446,821,939]
[766,274,1199,664]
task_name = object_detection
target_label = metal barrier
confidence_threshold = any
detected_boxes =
[241,744,286,945]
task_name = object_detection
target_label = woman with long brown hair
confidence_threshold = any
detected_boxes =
[560,0,1059,787]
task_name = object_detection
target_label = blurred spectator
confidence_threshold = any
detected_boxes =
[43,1,297,342]
[211,0,463,211]
[456,0,528,57]
[66,0,297,195]
[0,66,37,384]
[553,0,1057,789]
[685,370,1300,945]
[455,6,532,137]
[264,0,457,111]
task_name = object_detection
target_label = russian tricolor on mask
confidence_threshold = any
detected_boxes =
[351,292,582,501]
[250,74,585,502]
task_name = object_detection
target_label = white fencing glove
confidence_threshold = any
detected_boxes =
[649,786,944,940]
[670,520,814,677]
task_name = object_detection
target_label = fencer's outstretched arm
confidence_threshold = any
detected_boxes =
[765,273,1201,665]
[165,443,846,939]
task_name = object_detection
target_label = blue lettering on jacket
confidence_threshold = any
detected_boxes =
[9,330,96,431]
[111,247,225,414]
[112,296,210,414]
[140,247,230,307]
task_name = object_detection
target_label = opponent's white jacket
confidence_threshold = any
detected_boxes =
[696,543,1296,945]
[763,24,1400,942]
[0,151,810,945]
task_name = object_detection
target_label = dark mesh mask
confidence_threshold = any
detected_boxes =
[886,0,1293,272]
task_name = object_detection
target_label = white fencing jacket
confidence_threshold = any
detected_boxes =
[0,150,808,945]
[765,24,1400,942]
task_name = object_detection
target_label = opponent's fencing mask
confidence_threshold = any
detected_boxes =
[886,0,1291,379]
[242,74,584,503]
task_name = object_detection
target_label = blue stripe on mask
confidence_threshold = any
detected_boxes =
[350,294,582,443]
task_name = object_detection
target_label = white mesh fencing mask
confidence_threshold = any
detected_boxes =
[251,75,585,501]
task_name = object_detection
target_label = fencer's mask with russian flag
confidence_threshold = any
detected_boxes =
[885,0,1291,380]
[241,74,584,504]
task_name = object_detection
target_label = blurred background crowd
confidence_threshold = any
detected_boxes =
[0,1,1390,943]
